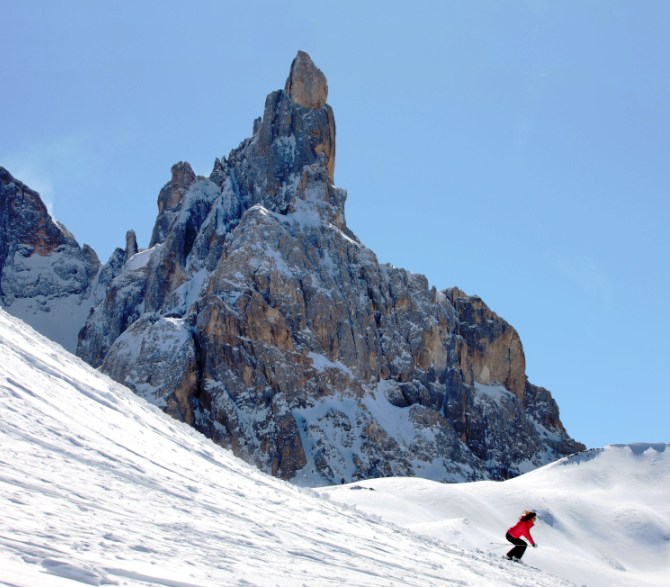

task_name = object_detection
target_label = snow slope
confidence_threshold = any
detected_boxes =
[0,309,572,586]
[320,445,670,587]
[0,244,97,354]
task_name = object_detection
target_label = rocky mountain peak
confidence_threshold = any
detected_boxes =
[170,161,196,194]
[216,51,336,219]
[0,166,70,259]
[4,53,583,487]
[150,161,197,247]
[285,51,328,109]
[0,166,100,352]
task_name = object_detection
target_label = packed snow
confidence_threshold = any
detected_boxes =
[306,352,353,375]
[1,309,668,586]
[320,445,670,587]
[124,246,161,272]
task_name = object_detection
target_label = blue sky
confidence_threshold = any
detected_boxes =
[2,0,668,449]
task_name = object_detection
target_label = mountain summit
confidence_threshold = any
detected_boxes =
[0,167,100,351]
[6,52,584,485]
[285,50,329,109]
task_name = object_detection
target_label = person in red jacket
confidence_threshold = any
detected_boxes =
[505,511,537,561]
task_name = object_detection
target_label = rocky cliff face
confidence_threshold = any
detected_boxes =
[74,51,584,485]
[0,167,100,352]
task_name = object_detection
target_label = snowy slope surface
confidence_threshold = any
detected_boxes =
[320,444,670,587]
[0,309,573,587]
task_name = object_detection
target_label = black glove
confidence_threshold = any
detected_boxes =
[532,543,538,548]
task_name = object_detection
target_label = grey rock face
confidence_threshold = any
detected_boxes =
[76,52,584,485]
[124,230,138,262]
[150,162,197,247]
[0,167,100,352]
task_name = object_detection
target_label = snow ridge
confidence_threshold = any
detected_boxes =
[322,443,670,587]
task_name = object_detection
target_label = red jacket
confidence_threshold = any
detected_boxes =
[507,519,535,545]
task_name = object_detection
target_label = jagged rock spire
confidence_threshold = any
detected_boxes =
[150,161,196,247]
[124,229,138,262]
[285,51,328,109]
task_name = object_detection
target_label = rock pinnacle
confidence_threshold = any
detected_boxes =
[284,51,328,109]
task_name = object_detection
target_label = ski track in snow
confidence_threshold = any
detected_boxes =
[0,308,666,586]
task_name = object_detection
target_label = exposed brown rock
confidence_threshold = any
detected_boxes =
[164,161,196,211]
[285,51,328,109]
[446,287,527,402]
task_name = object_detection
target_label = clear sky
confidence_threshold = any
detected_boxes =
[2,0,668,449]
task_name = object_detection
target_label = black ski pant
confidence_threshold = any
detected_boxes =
[506,532,528,559]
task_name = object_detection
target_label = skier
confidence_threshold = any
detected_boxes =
[505,511,537,561]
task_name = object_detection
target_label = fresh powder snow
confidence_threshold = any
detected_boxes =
[1,308,667,586]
